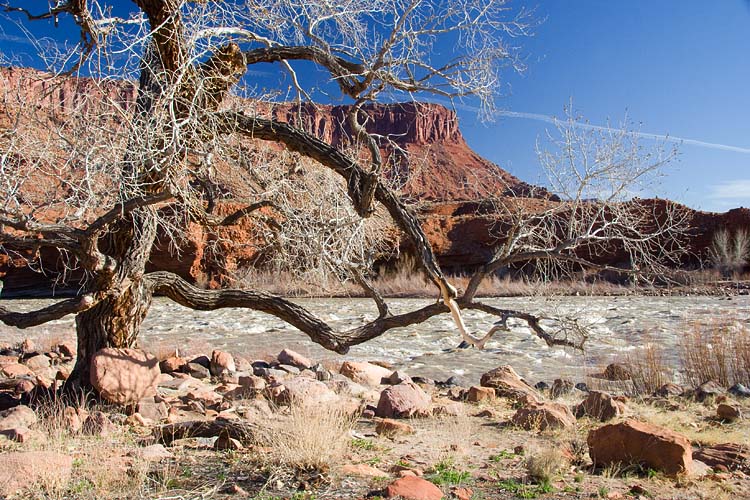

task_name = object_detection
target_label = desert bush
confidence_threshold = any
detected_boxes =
[255,399,355,472]
[525,442,569,483]
[625,341,674,396]
[679,319,750,387]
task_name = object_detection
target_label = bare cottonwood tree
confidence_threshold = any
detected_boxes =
[710,228,750,278]
[0,0,538,386]
[0,1,689,392]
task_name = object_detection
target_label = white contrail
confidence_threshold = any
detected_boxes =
[496,110,750,154]
[441,100,750,155]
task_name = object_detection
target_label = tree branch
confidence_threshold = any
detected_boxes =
[0,294,97,329]
[146,271,450,353]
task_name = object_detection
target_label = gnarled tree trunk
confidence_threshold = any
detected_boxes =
[68,210,158,387]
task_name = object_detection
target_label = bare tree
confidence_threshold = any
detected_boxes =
[710,228,750,278]
[0,0,537,386]
[0,1,688,393]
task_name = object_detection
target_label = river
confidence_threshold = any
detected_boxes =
[1,295,748,385]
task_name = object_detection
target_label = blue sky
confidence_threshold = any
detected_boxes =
[460,1,750,212]
[1,1,748,212]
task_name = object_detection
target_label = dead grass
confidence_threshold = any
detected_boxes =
[9,395,181,499]
[524,441,569,483]
[255,399,356,472]
[679,319,750,387]
[233,257,633,298]
[624,340,674,396]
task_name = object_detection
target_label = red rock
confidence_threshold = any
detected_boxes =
[376,382,431,418]
[717,404,742,421]
[90,348,160,405]
[137,397,168,422]
[2,363,34,378]
[340,361,392,386]
[129,444,173,461]
[23,354,50,372]
[693,443,750,473]
[0,355,19,366]
[159,356,187,373]
[82,411,116,436]
[576,391,626,421]
[479,365,540,402]
[603,363,631,381]
[341,463,389,477]
[512,401,575,431]
[588,419,692,476]
[451,486,473,500]
[385,476,443,500]
[55,341,76,358]
[238,374,266,391]
[376,418,415,437]
[0,405,37,429]
[0,451,73,497]
[277,349,312,369]
[214,433,243,451]
[466,386,496,403]
[210,350,236,376]
[0,426,33,442]
[278,377,339,406]
[20,338,35,353]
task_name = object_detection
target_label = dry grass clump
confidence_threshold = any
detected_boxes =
[20,395,164,499]
[255,399,356,472]
[524,442,569,483]
[679,319,750,387]
[625,341,674,396]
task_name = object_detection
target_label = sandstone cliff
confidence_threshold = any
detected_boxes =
[0,67,747,295]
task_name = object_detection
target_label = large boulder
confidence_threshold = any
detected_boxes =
[90,348,160,405]
[575,391,626,421]
[588,419,692,476]
[480,365,540,402]
[385,476,443,500]
[376,382,431,418]
[512,401,575,431]
[340,361,392,386]
[0,451,73,497]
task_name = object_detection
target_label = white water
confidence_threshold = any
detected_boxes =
[1,295,748,385]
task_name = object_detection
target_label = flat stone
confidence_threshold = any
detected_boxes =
[23,354,50,372]
[0,405,37,430]
[0,451,73,497]
[376,418,415,437]
[341,463,388,477]
[2,363,34,378]
[385,476,443,500]
[277,349,312,369]
[340,361,392,386]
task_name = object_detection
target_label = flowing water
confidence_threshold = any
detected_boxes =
[1,295,748,385]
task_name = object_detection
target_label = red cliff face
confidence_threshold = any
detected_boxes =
[0,67,747,295]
